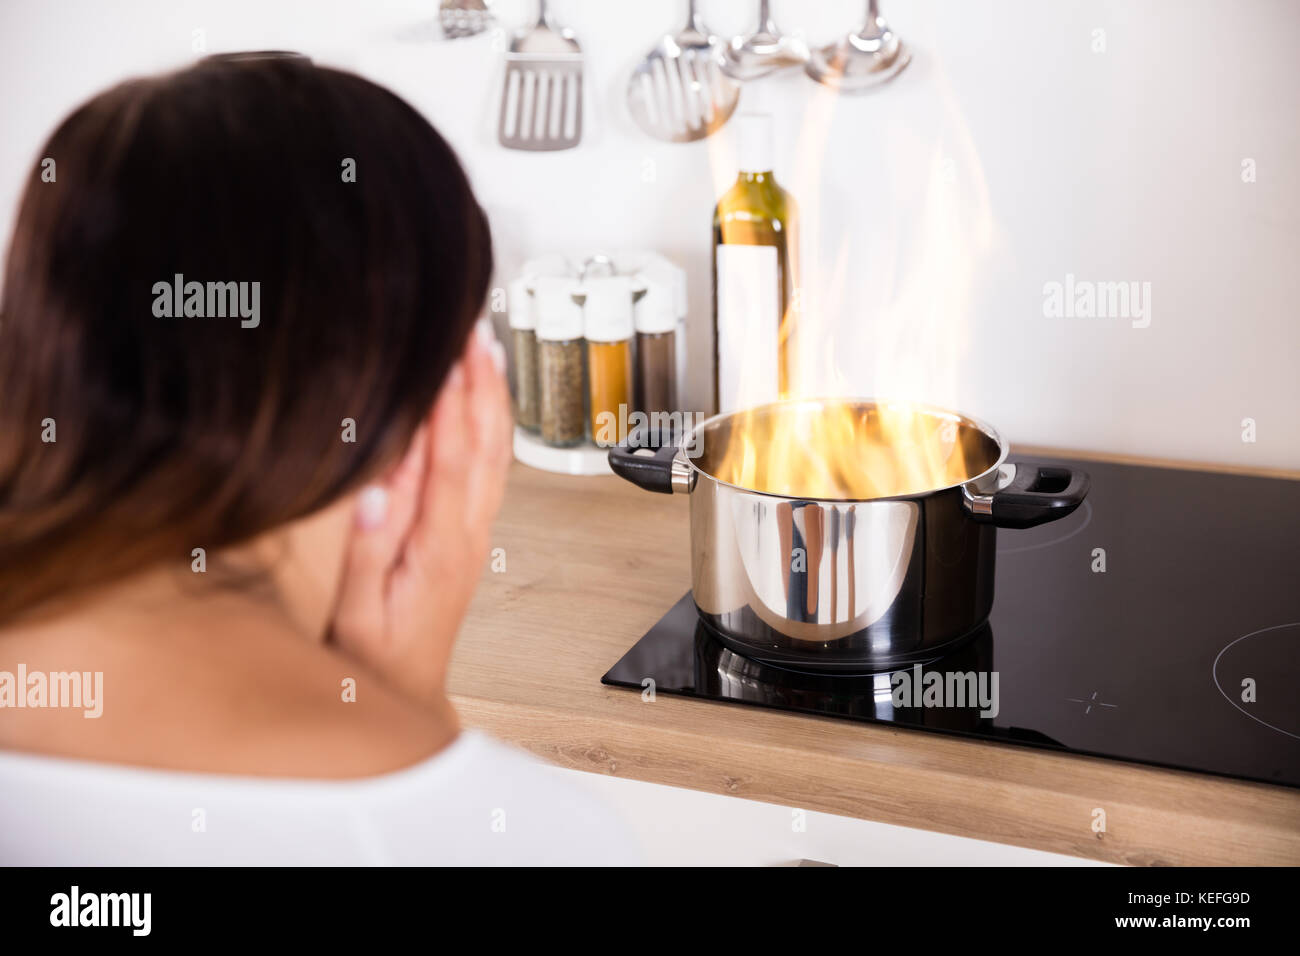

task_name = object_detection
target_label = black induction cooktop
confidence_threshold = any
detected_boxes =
[602,457,1300,788]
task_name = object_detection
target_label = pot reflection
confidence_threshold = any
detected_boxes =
[693,619,996,733]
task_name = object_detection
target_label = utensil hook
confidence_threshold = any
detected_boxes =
[856,0,886,41]
[684,0,709,35]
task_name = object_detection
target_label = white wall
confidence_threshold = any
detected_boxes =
[2,0,1297,468]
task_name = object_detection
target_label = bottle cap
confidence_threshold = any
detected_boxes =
[507,278,535,331]
[581,276,634,343]
[737,112,774,174]
[533,276,583,341]
[633,276,676,334]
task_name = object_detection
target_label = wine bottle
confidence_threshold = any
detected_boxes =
[712,112,798,414]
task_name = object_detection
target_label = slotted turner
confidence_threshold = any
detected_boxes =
[498,0,583,151]
[439,0,494,41]
[627,0,739,143]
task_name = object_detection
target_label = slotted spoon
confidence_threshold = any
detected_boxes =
[627,0,739,143]
[498,0,583,151]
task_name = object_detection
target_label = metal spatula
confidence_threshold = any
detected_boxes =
[439,0,494,41]
[627,0,739,143]
[498,0,583,151]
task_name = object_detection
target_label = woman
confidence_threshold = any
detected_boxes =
[0,55,637,864]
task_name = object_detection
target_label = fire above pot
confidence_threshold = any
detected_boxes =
[609,399,1089,672]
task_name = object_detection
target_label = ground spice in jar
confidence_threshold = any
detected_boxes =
[513,328,540,430]
[635,331,675,415]
[632,276,678,418]
[534,276,586,447]
[582,277,635,447]
[538,338,585,446]
[508,279,540,432]
[588,340,632,446]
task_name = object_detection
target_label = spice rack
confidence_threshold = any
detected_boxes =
[512,427,612,476]
[506,251,687,477]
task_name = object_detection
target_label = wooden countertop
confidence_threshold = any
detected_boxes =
[449,454,1300,866]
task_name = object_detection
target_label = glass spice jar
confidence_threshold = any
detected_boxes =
[633,275,678,420]
[534,276,586,447]
[507,278,539,432]
[582,277,635,447]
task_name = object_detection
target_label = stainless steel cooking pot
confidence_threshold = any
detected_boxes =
[609,399,1089,672]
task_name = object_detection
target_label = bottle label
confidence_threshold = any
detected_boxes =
[716,244,780,413]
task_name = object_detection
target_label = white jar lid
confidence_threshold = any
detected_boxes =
[633,276,675,334]
[533,275,583,341]
[581,276,634,343]
[627,253,687,318]
[508,278,535,331]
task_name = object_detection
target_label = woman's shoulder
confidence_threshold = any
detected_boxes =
[0,605,453,780]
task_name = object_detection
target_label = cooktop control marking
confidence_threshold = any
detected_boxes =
[1212,622,1300,741]
[1066,691,1118,715]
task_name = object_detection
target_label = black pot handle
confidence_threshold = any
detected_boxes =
[970,463,1090,529]
[608,442,681,494]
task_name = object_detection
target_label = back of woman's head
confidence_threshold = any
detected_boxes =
[0,55,493,622]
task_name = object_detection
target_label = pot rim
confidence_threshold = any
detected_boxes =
[681,396,1011,504]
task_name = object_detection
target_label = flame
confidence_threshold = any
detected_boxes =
[709,400,977,500]
[706,47,998,501]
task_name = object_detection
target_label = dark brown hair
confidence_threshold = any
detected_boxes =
[0,56,493,622]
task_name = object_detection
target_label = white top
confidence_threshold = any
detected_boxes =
[633,276,676,334]
[507,277,535,331]
[0,731,642,865]
[581,276,634,343]
[614,251,688,319]
[533,275,583,342]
